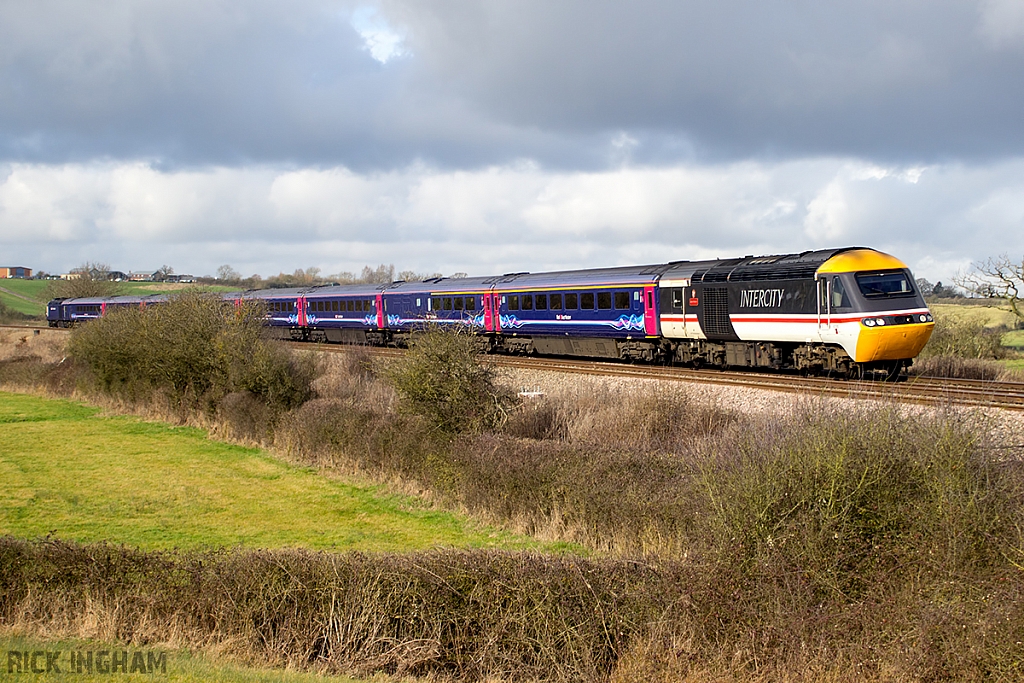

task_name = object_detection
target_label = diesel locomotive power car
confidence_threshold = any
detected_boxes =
[47,247,934,378]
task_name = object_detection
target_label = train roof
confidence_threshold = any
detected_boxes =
[298,283,390,297]
[385,265,669,295]
[487,264,668,290]
[385,276,498,295]
[661,247,863,282]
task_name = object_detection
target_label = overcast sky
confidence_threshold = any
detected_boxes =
[2,0,1023,281]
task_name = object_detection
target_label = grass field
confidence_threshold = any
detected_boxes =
[0,391,557,553]
[0,280,47,316]
[930,301,1019,327]
[1,633,376,682]
[1004,328,1024,349]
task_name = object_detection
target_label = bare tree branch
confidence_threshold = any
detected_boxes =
[955,254,1024,323]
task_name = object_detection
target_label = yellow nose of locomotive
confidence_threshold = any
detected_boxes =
[855,319,934,362]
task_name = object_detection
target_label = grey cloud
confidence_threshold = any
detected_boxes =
[385,0,1024,163]
[2,1,1022,168]
[0,0,571,168]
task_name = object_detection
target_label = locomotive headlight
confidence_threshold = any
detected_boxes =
[863,318,876,327]
[919,314,928,322]
[875,318,886,326]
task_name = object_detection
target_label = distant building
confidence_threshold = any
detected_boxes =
[60,272,83,280]
[164,274,195,283]
[106,270,128,281]
[0,266,32,278]
[128,271,155,282]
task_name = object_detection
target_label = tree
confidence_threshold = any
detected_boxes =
[957,254,1024,324]
[217,265,241,282]
[359,264,395,284]
[154,265,174,281]
[44,263,120,299]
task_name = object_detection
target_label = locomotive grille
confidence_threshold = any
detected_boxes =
[701,288,735,337]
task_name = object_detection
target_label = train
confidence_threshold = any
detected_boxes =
[46,246,934,379]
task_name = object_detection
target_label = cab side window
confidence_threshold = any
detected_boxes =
[832,276,849,309]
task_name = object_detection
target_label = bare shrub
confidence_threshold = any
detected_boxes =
[4,535,1023,683]
[919,314,1007,359]
[218,391,276,444]
[695,402,1019,598]
[0,539,669,681]
[66,291,313,414]
[909,355,1005,380]
[501,398,567,440]
[384,327,514,433]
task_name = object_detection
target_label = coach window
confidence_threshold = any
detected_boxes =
[416,298,421,308]
[522,294,533,310]
[581,292,595,309]
[672,288,683,309]
[597,292,612,310]
[465,297,476,311]
[614,292,630,309]
[535,294,547,310]
[509,295,520,310]
[454,297,464,311]
[565,293,578,309]
[549,293,562,309]
[443,297,452,310]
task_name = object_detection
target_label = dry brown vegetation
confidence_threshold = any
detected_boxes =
[910,312,1023,380]
[2,325,1024,681]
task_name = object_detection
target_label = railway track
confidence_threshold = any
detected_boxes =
[290,341,1024,412]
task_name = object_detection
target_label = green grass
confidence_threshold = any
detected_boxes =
[1003,328,1024,349]
[930,302,1019,328]
[0,280,47,316]
[1,633,377,682]
[0,391,557,553]
[999,358,1024,372]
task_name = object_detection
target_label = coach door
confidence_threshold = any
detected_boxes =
[816,277,831,339]
[296,297,307,327]
[483,292,495,331]
[491,293,502,332]
[375,294,385,328]
[642,286,658,336]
